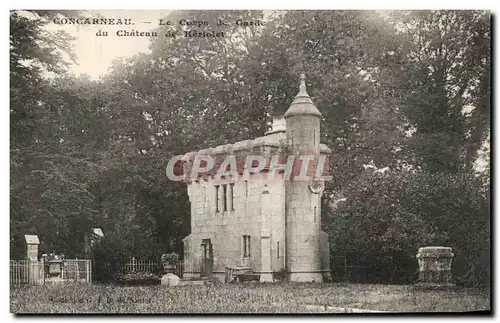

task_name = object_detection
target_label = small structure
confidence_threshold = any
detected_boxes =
[40,253,66,284]
[24,235,43,285]
[46,258,65,284]
[161,253,181,287]
[180,74,332,283]
[92,228,104,239]
[161,253,180,274]
[24,235,39,262]
[416,246,454,287]
[85,228,104,256]
[161,273,180,286]
[48,260,63,276]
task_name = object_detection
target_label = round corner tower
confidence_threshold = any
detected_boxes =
[284,73,323,282]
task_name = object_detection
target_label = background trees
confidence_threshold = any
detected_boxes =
[10,10,490,285]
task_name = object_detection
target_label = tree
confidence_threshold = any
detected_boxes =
[395,10,491,173]
[10,10,83,258]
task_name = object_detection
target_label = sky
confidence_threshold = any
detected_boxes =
[46,10,171,78]
[46,10,278,79]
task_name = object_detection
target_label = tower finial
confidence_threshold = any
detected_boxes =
[285,71,321,118]
[298,73,308,96]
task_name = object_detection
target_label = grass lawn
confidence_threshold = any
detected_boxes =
[10,282,491,314]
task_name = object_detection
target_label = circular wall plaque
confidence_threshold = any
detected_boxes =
[309,178,324,194]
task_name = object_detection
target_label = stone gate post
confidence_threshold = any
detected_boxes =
[24,234,41,284]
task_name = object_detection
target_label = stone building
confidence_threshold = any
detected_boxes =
[179,75,331,282]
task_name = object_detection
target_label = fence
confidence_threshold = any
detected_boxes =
[10,260,44,285]
[10,259,92,285]
[330,255,415,284]
[61,259,92,283]
[121,257,184,277]
[121,257,158,273]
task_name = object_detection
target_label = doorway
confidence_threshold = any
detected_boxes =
[201,239,213,277]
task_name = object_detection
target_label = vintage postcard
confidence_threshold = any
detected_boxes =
[9,9,491,314]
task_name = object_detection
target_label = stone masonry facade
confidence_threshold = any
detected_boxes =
[180,75,331,282]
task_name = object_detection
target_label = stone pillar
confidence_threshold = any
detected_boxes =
[25,235,41,284]
[25,234,39,262]
[85,228,104,257]
[260,229,273,282]
[416,246,454,287]
[260,188,274,282]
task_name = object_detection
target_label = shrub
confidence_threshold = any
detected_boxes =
[114,272,160,286]
[161,252,180,265]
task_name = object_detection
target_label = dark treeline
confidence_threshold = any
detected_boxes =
[10,10,490,285]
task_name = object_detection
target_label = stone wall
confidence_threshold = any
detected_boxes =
[181,75,332,283]
[183,174,286,278]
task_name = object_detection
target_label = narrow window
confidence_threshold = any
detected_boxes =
[277,241,280,259]
[247,236,251,257]
[314,206,317,223]
[243,235,247,257]
[230,183,235,211]
[223,184,227,211]
[313,129,316,145]
[215,185,219,213]
[243,235,251,257]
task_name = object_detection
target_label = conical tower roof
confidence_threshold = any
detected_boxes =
[284,73,322,119]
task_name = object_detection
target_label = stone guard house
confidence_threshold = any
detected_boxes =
[180,75,331,282]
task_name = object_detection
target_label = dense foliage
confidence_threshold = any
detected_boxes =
[10,10,490,285]
[115,272,161,286]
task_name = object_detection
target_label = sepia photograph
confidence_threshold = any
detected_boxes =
[9,8,491,314]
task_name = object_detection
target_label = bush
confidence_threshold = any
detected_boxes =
[114,272,160,286]
[161,252,180,265]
